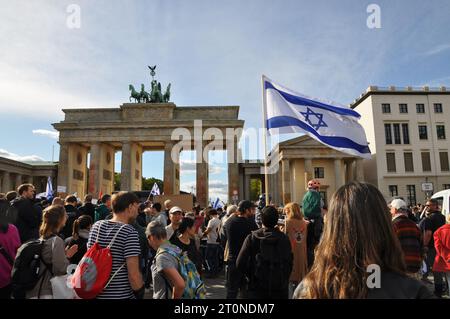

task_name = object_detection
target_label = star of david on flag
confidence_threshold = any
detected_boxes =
[262,75,370,158]
[150,182,160,195]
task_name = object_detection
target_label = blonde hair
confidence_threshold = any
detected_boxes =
[284,202,304,220]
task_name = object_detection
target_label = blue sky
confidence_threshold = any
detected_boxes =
[1,0,450,201]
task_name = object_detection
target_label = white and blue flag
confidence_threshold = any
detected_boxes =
[263,75,370,158]
[150,182,160,195]
[212,197,223,209]
[45,176,53,200]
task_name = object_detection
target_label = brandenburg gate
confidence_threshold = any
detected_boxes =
[52,103,244,207]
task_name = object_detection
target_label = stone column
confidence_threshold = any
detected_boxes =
[281,159,291,204]
[345,160,355,182]
[228,141,240,204]
[15,174,22,189]
[334,158,343,190]
[244,174,251,201]
[57,143,69,195]
[89,142,102,196]
[355,159,365,182]
[196,147,209,208]
[304,158,313,181]
[164,142,176,195]
[120,142,132,191]
[1,171,11,193]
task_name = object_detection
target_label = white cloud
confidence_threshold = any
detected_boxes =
[180,159,225,175]
[180,179,228,202]
[32,129,59,140]
[0,148,45,162]
[422,43,450,56]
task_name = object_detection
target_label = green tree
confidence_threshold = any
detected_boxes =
[113,173,163,192]
[114,172,121,191]
[142,177,163,193]
[249,178,262,201]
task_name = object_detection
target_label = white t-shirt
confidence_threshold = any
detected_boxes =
[166,224,176,240]
[206,217,221,244]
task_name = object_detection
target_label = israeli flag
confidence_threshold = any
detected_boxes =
[263,76,370,158]
[151,182,160,195]
[212,197,223,209]
[45,176,53,200]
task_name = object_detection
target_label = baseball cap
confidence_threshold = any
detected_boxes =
[238,200,257,213]
[390,199,407,210]
[169,206,183,214]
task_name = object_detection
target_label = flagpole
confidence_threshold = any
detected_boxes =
[261,75,270,207]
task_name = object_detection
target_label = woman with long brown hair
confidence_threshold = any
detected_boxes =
[294,182,433,299]
[283,202,309,298]
[27,205,78,299]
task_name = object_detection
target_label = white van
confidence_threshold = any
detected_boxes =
[431,189,450,220]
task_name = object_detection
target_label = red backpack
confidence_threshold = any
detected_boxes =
[71,222,127,299]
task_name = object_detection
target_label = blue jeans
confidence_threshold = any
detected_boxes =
[206,243,220,274]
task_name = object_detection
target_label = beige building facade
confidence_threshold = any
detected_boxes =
[0,157,57,194]
[268,136,364,205]
[351,86,450,205]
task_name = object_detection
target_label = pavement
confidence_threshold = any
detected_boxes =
[144,269,227,299]
[144,270,448,299]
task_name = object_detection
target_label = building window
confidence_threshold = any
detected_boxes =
[437,125,446,140]
[440,152,449,171]
[418,125,428,140]
[402,124,410,144]
[384,124,392,144]
[421,152,432,172]
[314,167,324,179]
[386,152,396,172]
[406,185,417,206]
[393,124,401,144]
[404,152,414,172]
[382,103,391,113]
[389,185,398,197]
[443,184,450,190]
[416,104,425,113]
[434,103,443,113]
[399,103,408,113]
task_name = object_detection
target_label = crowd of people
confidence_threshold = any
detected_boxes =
[0,180,449,299]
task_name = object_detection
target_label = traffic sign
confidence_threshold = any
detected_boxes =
[421,182,433,192]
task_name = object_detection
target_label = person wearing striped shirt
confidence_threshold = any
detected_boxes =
[390,199,423,276]
[87,192,144,299]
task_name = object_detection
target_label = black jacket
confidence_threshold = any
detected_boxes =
[79,203,96,221]
[236,227,293,298]
[65,235,89,265]
[61,204,80,239]
[12,196,40,243]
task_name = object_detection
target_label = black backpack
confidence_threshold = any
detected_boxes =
[252,235,288,296]
[10,239,52,299]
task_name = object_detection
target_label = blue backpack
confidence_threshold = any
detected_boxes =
[156,244,206,299]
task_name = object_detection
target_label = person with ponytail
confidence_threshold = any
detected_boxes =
[65,215,93,264]
[27,205,78,299]
[170,217,203,274]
